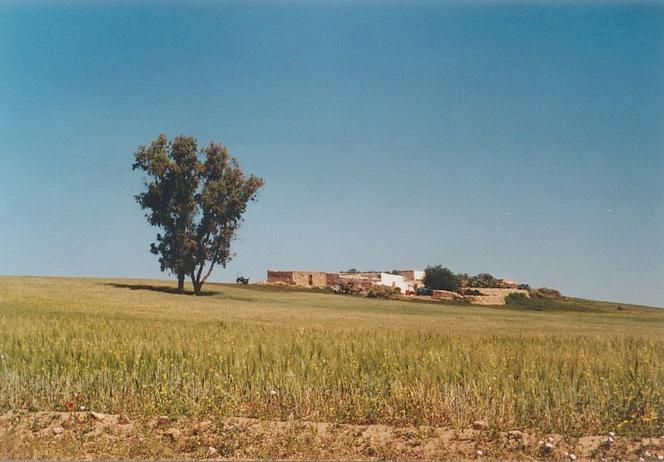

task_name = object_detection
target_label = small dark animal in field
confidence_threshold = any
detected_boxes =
[617,305,624,311]
[236,276,249,285]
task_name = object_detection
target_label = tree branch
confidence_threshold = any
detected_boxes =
[200,261,216,286]
[195,230,212,283]
[195,261,205,284]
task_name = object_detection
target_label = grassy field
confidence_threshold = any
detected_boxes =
[0,276,662,440]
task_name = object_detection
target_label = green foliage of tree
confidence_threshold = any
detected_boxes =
[133,134,264,295]
[423,265,460,292]
[468,273,498,288]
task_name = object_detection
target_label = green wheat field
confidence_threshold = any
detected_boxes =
[0,276,662,438]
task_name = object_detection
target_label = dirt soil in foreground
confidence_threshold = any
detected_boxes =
[1,411,662,461]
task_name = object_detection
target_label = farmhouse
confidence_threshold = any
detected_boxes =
[265,268,524,304]
[396,270,425,282]
[338,271,424,294]
[267,269,425,294]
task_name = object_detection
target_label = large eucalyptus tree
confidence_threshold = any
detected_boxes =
[133,134,263,295]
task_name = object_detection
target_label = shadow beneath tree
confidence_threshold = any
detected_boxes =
[101,282,216,297]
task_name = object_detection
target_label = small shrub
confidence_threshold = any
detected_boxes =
[505,293,530,305]
[367,284,401,299]
[532,287,562,298]
[463,288,482,296]
[517,283,531,291]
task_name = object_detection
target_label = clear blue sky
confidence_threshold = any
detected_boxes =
[1,1,662,306]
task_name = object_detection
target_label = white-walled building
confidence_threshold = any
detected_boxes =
[378,272,409,293]
[336,269,426,294]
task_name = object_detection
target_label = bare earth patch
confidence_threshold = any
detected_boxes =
[465,288,530,305]
[1,411,662,461]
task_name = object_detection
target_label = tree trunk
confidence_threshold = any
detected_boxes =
[190,273,201,296]
[177,273,185,294]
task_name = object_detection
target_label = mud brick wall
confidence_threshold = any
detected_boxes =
[290,272,311,286]
[312,272,327,287]
[267,270,328,288]
[397,270,415,281]
[267,270,295,284]
[326,273,341,286]
[290,271,327,287]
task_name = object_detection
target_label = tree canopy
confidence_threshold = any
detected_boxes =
[423,265,460,292]
[133,134,264,294]
[467,273,498,288]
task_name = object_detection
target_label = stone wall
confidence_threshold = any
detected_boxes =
[290,271,327,287]
[267,270,328,288]
[432,289,466,301]
[326,273,341,286]
[397,270,417,281]
[266,270,294,285]
[311,272,328,287]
